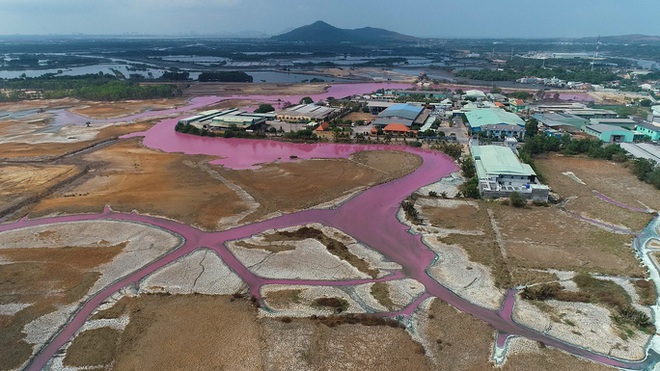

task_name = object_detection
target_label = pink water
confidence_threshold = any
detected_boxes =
[8,83,655,369]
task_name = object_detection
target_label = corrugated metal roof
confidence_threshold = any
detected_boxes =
[465,108,525,128]
[378,103,424,121]
[471,145,536,178]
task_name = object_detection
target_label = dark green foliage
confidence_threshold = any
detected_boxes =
[525,118,539,138]
[428,142,462,161]
[160,71,190,81]
[458,177,480,199]
[254,104,275,113]
[631,158,660,189]
[401,198,422,224]
[460,156,476,178]
[521,283,562,300]
[0,74,180,101]
[299,96,313,104]
[283,129,318,141]
[509,192,526,208]
[409,141,423,148]
[506,91,533,100]
[198,71,253,82]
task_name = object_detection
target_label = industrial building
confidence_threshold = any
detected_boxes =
[371,103,425,128]
[635,123,660,141]
[275,104,338,123]
[178,109,273,131]
[470,142,549,201]
[464,108,525,134]
[532,112,589,134]
[582,124,645,143]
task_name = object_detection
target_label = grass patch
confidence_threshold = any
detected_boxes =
[510,269,558,287]
[442,233,511,289]
[309,313,404,328]
[371,282,395,310]
[312,297,349,313]
[265,289,303,308]
[521,273,655,334]
[64,327,120,367]
[634,280,657,306]
[273,227,378,278]
[234,240,296,253]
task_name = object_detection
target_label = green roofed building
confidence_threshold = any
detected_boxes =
[465,108,525,134]
[470,142,549,201]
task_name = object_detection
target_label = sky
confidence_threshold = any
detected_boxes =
[1,0,659,38]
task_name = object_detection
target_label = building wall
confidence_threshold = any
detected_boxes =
[637,126,660,141]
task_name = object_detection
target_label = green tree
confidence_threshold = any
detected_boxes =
[299,96,313,105]
[509,192,526,208]
[254,104,275,113]
[525,118,539,138]
[460,156,476,178]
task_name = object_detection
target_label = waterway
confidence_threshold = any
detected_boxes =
[1,83,658,370]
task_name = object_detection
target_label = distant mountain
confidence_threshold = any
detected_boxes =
[576,34,660,44]
[271,21,418,44]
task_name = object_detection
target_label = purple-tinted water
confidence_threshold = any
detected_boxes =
[6,82,656,369]
[593,190,653,214]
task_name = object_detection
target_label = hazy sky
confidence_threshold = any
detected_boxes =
[2,0,659,38]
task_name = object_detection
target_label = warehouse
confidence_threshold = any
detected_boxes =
[464,108,525,134]
[371,103,425,128]
[470,142,549,201]
[275,104,338,123]
[582,124,645,143]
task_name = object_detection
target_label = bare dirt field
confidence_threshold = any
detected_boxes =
[0,164,82,214]
[70,99,187,119]
[343,112,376,122]
[66,294,429,371]
[24,139,247,230]
[0,243,125,370]
[223,150,422,223]
[419,298,494,370]
[66,295,262,370]
[0,121,155,159]
[503,340,612,371]
[183,82,329,97]
[536,154,660,231]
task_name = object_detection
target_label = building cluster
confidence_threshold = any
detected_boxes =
[532,102,660,144]
[470,139,549,201]
[178,109,274,131]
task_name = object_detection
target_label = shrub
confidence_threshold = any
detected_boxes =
[509,192,526,208]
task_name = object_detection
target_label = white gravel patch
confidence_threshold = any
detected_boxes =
[23,303,80,352]
[417,172,463,198]
[513,298,649,361]
[259,284,365,317]
[139,248,245,295]
[424,236,504,310]
[229,238,369,280]
[562,171,586,185]
[0,302,32,316]
[385,278,426,309]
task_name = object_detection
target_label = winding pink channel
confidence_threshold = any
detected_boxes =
[3,82,655,370]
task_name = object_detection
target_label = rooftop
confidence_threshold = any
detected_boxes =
[465,108,525,128]
[585,124,632,133]
[378,103,424,121]
[471,145,536,178]
[383,123,410,132]
[532,112,589,128]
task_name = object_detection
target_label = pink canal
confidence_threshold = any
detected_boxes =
[8,83,656,370]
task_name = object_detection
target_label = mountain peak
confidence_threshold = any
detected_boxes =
[272,21,417,44]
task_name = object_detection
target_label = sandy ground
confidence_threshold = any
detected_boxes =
[343,112,377,122]
[139,248,246,295]
[0,121,154,159]
[502,337,613,370]
[413,298,495,370]
[61,293,430,371]
[183,82,330,97]
[224,150,421,223]
[0,220,180,370]
[23,139,247,230]
[536,154,660,231]
[513,299,648,360]
[70,98,187,119]
[0,164,82,215]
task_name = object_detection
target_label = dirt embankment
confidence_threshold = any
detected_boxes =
[64,294,430,371]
